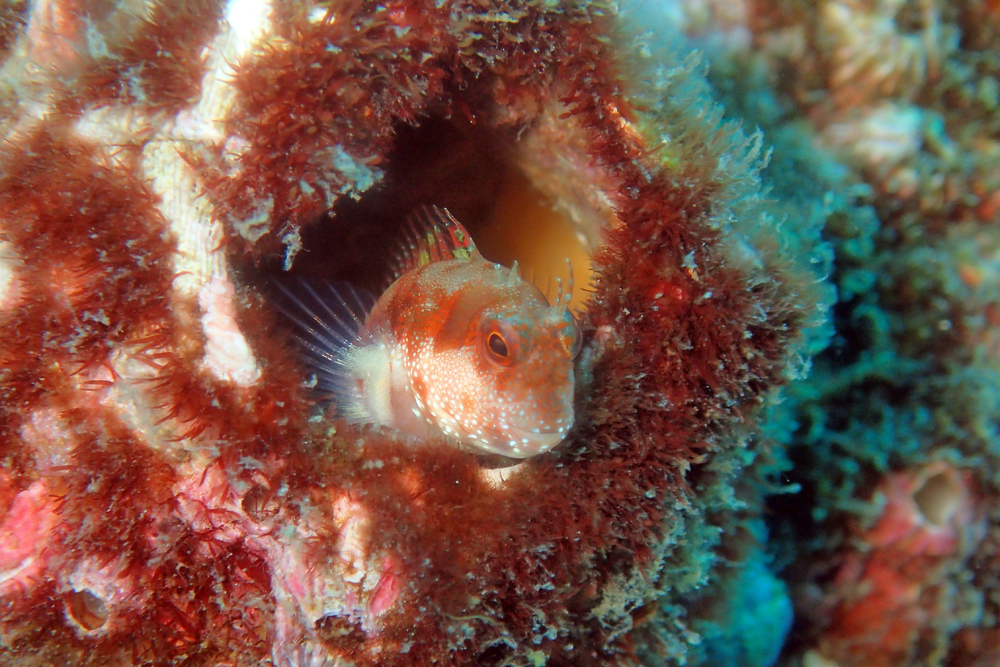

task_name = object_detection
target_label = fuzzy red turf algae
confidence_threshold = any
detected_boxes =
[0,1,817,665]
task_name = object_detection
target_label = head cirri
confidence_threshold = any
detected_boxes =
[275,206,580,458]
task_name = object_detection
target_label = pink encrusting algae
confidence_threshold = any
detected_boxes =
[811,465,980,667]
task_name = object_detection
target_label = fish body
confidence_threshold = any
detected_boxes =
[280,207,579,458]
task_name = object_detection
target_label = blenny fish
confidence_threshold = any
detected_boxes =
[276,206,580,458]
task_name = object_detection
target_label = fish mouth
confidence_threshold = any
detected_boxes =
[508,427,567,453]
[470,427,569,459]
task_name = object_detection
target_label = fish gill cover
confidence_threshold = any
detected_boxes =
[0,0,996,666]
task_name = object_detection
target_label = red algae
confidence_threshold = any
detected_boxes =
[0,2,28,57]
[0,127,175,456]
[65,0,227,114]
[0,1,821,666]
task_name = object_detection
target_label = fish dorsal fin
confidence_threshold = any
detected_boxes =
[390,206,479,281]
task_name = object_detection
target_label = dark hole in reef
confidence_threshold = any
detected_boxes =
[913,471,961,527]
[67,589,109,631]
[259,111,591,306]
[473,639,516,667]
[283,114,511,291]
[826,300,870,367]
[315,613,366,652]
[241,483,275,521]
[246,105,594,441]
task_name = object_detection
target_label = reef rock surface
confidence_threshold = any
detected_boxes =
[6,1,992,666]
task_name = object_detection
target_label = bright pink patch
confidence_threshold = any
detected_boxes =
[0,481,58,596]
[367,557,401,617]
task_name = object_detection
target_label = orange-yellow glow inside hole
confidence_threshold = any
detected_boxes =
[67,589,108,631]
[913,471,962,527]
[475,170,593,310]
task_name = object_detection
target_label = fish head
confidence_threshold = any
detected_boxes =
[475,290,580,457]
[425,269,579,458]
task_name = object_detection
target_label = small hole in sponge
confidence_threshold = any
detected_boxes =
[241,483,274,521]
[912,471,962,527]
[67,589,109,631]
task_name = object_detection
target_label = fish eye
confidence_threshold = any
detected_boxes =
[487,332,509,358]
[480,319,523,367]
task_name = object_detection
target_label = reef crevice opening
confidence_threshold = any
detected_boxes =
[249,102,599,312]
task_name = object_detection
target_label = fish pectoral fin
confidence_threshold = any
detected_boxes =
[270,277,377,395]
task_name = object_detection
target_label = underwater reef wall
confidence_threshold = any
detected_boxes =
[682,0,1000,665]
[0,0,995,666]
